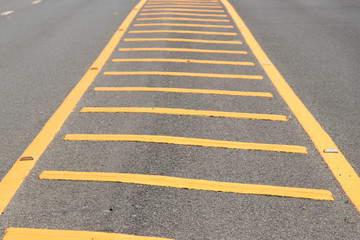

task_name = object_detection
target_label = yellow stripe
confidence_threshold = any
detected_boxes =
[133,23,233,28]
[0,0,148,215]
[139,12,228,17]
[128,30,237,36]
[118,47,247,54]
[64,134,307,153]
[149,0,220,2]
[136,17,229,22]
[112,58,253,65]
[3,228,173,240]
[147,2,221,5]
[124,38,241,44]
[221,0,360,212]
[80,107,286,121]
[103,71,262,79]
[141,8,224,12]
[144,5,223,8]
[39,171,332,200]
[93,87,272,97]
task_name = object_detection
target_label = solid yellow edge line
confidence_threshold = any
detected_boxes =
[64,134,307,154]
[139,12,228,17]
[141,8,224,13]
[133,23,233,28]
[93,87,272,97]
[118,47,247,54]
[143,5,223,8]
[103,71,262,80]
[111,58,253,66]
[39,171,332,201]
[3,228,173,240]
[0,0,148,215]
[80,107,287,121]
[128,30,237,36]
[136,17,229,22]
[221,0,360,212]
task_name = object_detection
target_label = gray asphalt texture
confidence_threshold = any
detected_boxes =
[0,0,359,239]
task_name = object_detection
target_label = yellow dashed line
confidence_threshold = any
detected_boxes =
[124,38,241,44]
[64,134,307,153]
[118,47,247,54]
[139,12,228,17]
[103,71,262,80]
[39,171,332,200]
[80,107,286,121]
[93,87,272,98]
[136,17,229,22]
[3,228,173,240]
[111,58,253,65]
[133,23,233,28]
[141,8,224,13]
[128,30,237,36]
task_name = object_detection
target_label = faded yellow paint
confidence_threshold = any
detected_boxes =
[3,228,173,240]
[39,171,332,201]
[147,2,221,5]
[93,87,272,97]
[143,5,223,8]
[133,23,233,28]
[141,8,224,12]
[111,58,253,66]
[124,38,241,44]
[128,30,237,36]
[64,134,307,154]
[139,12,228,17]
[80,107,287,121]
[118,47,247,54]
[136,17,229,22]
[221,0,360,212]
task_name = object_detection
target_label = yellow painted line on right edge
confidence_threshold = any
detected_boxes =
[39,171,332,201]
[64,134,307,154]
[221,0,360,212]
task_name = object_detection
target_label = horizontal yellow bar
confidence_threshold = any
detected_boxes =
[133,23,233,28]
[118,47,247,54]
[139,12,228,17]
[64,134,307,153]
[136,17,229,22]
[103,71,262,80]
[141,8,224,12]
[80,107,286,121]
[39,171,332,200]
[149,0,220,2]
[128,30,237,36]
[144,5,223,8]
[147,2,221,5]
[111,58,253,66]
[3,228,173,240]
[93,87,273,98]
[124,38,241,44]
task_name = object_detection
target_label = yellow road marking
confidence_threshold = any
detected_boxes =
[149,0,220,2]
[93,87,272,97]
[0,0,148,215]
[221,0,360,212]
[139,12,228,17]
[80,107,286,121]
[124,38,241,44]
[128,30,237,36]
[103,71,262,80]
[144,5,223,8]
[141,8,224,12]
[136,17,229,22]
[133,23,233,28]
[118,47,247,54]
[112,58,253,66]
[39,171,331,200]
[64,134,307,153]
[147,2,221,5]
[3,228,173,240]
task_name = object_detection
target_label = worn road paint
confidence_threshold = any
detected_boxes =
[144,5,223,8]
[136,17,229,22]
[0,0,147,215]
[133,23,233,28]
[139,12,228,17]
[64,134,307,153]
[118,47,247,54]
[1,11,14,16]
[39,171,331,200]
[80,107,287,121]
[221,0,360,212]
[141,8,224,13]
[93,87,272,97]
[32,0,42,4]
[111,58,253,66]
[128,30,237,36]
[147,2,221,5]
[124,38,241,44]
[3,228,173,240]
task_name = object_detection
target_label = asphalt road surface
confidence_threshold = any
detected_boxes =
[0,0,359,239]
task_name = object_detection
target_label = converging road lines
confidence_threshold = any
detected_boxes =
[139,12,228,17]
[64,134,307,153]
[93,87,272,97]
[103,71,262,80]
[124,38,241,44]
[141,8,224,12]
[136,17,229,22]
[80,107,286,121]
[112,58,253,66]
[128,30,237,36]
[133,23,233,28]
[118,47,247,54]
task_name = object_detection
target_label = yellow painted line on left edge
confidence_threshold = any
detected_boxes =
[3,228,173,240]
[0,0,148,215]
[39,171,333,201]
[128,30,237,36]
[221,0,360,212]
